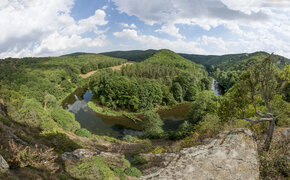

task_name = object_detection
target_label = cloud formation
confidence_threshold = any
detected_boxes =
[113,0,290,57]
[0,0,108,58]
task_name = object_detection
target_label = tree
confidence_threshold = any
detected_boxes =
[281,65,290,83]
[50,108,80,132]
[44,93,58,109]
[188,91,217,125]
[142,111,164,138]
[172,82,183,102]
[238,54,280,151]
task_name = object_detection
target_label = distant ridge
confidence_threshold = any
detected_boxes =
[98,49,289,71]
[100,49,157,62]
[61,52,89,57]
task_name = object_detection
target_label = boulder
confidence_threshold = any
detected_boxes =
[0,154,9,171]
[61,149,98,161]
[140,128,259,180]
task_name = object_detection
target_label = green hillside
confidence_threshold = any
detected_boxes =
[100,49,157,62]
[0,54,126,131]
[180,51,290,72]
[89,49,211,112]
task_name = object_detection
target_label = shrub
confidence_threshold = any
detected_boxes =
[50,108,80,132]
[259,138,289,179]
[75,128,92,138]
[188,91,218,125]
[112,167,127,180]
[132,155,147,166]
[122,135,137,143]
[8,140,58,172]
[168,121,192,140]
[65,156,115,180]
[197,113,222,138]
[124,167,142,178]
[149,146,167,154]
[57,173,67,180]
[0,114,11,126]
[142,111,164,138]
[39,116,60,132]
[40,131,81,153]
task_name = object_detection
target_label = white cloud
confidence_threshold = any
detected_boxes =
[120,23,137,28]
[114,29,206,54]
[0,0,108,58]
[113,0,290,58]
[155,23,184,39]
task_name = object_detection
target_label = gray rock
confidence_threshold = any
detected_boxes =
[6,130,28,146]
[61,149,98,161]
[281,128,290,139]
[0,154,9,171]
[140,128,259,180]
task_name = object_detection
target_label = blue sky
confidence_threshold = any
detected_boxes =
[0,0,290,58]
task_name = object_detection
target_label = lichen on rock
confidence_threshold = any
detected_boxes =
[0,154,9,172]
[140,128,259,180]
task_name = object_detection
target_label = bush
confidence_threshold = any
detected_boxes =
[0,114,11,126]
[8,140,58,172]
[65,156,115,180]
[57,173,67,180]
[168,121,192,140]
[124,167,142,178]
[50,108,80,132]
[75,128,92,138]
[142,111,164,138]
[188,91,218,125]
[40,131,81,153]
[149,146,167,154]
[112,168,127,180]
[197,114,222,138]
[132,155,147,166]
[122,135,137,143]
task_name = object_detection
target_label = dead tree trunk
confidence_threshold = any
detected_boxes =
[263,119,275,151]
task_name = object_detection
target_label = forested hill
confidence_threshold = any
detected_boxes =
[89,49,211,112]
[100,49,289,92]
[179,51,290,72]
[100,49,157,62]
[99,49,289,71]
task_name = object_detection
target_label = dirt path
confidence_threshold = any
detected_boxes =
[80,62,134,78]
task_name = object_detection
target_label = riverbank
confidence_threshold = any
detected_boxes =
[87,100,190,120]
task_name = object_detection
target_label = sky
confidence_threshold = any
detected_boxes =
[0,0,290,58]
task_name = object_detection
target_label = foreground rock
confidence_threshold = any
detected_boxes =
[141,128,259,180]
[0,154,9,171]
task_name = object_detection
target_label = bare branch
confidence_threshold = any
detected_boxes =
[244,117,273,124]
[243,114,279,124]
[253,101,267,117]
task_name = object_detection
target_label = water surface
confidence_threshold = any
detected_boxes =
[62,79,222,137]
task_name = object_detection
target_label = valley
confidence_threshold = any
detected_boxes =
[0,49,289,180]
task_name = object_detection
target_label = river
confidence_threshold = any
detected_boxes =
[62,79,222,137]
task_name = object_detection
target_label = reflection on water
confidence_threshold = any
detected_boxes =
[63,79,222,137]
[65,90,143,137]
[212,79,224,96]
[63,88,191,137]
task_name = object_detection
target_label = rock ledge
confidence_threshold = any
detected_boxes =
[141,128,259,180]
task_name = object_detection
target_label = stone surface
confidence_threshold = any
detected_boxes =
[61,149,98,161]
[0,154,9,171]
[6,130,28,146]
[140,128,259,180]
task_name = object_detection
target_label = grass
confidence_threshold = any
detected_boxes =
[88,100,190,118]
[88,101,125,116]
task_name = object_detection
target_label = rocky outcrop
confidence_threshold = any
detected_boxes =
[0,154,9,171]
[140,128,259,180]
[61,149,99,161]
